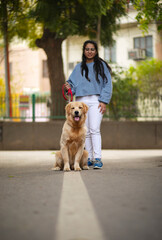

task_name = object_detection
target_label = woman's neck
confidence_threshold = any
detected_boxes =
[86,59,94,63]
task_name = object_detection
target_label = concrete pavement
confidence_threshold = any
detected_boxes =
[0,150,162,240]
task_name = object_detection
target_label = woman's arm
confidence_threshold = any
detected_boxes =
[98,64,112,104]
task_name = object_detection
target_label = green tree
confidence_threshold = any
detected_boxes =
[0,0,32,116]
[1,1,161,117]
[0,0,41,42]
[108,67,139,120]
[1,0,128,116]
[131,0,162,32]
[128,58,162,97]
[31,0,127,116]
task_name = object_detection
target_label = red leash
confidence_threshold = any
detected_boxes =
[62,84,73,102]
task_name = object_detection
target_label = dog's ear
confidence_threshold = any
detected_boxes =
[82,102,89,114]
[65,102,71,116]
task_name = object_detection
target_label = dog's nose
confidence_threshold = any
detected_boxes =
[75,111,79,116]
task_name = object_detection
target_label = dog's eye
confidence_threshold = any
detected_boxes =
[79,107,82,109]
[71,107,75,109]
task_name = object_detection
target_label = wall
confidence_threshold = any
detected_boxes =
[113,23,159,68]
[0,40,50,93]
[0,120,162,150]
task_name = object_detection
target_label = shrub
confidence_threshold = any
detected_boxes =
[128,59,162,97]
[108,66,139,120]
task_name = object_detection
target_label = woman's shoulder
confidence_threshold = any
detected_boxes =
[70,62,81,77]
[75,62,81,68]
[71,62,81,72]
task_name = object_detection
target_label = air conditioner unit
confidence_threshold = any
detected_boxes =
[128,48,146,60]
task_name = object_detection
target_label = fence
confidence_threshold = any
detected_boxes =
[0,93,65,122]
[0,93,162,121]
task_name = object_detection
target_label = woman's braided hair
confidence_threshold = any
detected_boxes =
[81,40,111,83]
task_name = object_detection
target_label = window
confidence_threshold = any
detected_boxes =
[104,42,116,63]
[134,36,153,57]
[42,60,49,78]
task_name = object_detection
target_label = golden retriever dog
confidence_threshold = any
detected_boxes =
[52,101,89,171]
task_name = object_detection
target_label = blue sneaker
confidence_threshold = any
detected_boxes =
[87,158,94,167]
[93,158,103,169]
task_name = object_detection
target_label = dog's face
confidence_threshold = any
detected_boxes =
[65,102,88,124]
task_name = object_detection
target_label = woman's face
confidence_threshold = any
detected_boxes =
[84,43,97,62]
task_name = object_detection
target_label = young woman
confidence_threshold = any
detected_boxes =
[65,40,112,169]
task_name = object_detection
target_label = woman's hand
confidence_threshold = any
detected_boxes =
[65,82,71,90]
[98,102,107,114]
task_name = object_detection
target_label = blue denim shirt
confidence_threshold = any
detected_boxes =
[67,61,112,104]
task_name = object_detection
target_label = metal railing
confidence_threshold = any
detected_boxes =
[137,94,162,120]
[0,93,65,122]
[0,93,162,121]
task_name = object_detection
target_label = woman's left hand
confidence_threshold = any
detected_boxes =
[98,102,107,114]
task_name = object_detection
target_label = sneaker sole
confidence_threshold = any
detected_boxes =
[93,166,102,169]
[88,165,94,168]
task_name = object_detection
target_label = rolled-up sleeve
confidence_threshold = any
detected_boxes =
[67,79,76,95]
[66,66,78,95]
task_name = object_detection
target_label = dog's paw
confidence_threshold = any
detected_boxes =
[82,165,89,170]
[64,163,71,171]
[74,163,81,171]
[74,166,81,171]
[51,167,61,171]
[64,167,71,171]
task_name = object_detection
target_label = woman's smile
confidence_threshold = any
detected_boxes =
[84,43,96,63]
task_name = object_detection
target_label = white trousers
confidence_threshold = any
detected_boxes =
[76,95,103,159]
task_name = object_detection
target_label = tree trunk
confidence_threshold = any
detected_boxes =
[96,16,101,46]
[36,28,66,117]
[2,0,12,118]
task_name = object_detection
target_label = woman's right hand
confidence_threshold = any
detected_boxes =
[65,82,71,90]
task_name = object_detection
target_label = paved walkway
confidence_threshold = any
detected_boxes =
[0,150,162,240]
